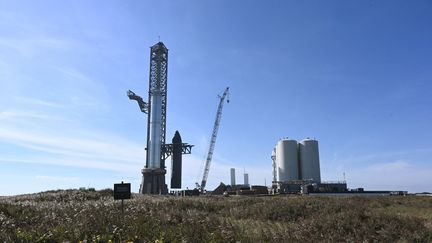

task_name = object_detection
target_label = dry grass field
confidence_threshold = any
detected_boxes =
[1,189,431,242]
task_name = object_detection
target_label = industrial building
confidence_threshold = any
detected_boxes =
[270,138,409,195]
[271,138,345,194]
[272,138,321,183]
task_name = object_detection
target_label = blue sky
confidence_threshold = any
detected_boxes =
[0,1,431,195]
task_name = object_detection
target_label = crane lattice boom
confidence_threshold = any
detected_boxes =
[199,87,230,191]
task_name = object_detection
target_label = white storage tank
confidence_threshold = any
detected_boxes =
[230,168,236,186]
[244,173,249,186]
[276,139,299,182]
[299,138,321,183]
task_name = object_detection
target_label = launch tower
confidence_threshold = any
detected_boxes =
[128,42,192,194]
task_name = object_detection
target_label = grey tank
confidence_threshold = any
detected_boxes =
[276,139,299,181]
[299,139,321,183]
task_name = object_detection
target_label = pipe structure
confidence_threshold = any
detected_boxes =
[148,90,162,169]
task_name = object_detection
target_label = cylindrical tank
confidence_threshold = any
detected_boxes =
[244,173,249,186]
[276,139,299,182]
[298,138,321,183]
[230,168,236,185]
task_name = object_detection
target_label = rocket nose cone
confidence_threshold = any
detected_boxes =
[172,130,182,143]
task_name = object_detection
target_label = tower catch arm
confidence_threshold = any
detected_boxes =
[127,90,148,114]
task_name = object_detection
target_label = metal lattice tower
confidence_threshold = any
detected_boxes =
[128,42,193,194]
[145,42,168,170]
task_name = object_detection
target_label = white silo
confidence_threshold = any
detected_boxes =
[230,168,236,185]
[276,139,299,182]
[298,138,321,183]
[244,173,249,186]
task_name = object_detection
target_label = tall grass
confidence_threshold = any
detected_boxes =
[0,189,431,242]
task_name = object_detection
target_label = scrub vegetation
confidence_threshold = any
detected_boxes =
[1,189,431,242]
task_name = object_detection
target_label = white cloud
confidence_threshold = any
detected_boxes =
[0,125,144,164]
[0,36,72,58]
[54,66,94,83]
[36,175,80,181]
[0,110,67,122]
[0,155,140,174]
[336,148,432,165]
[0,102,145,175]
[340,159,432,192]
[13,96,65,108]
[49,66,110,110]
[367,160,412,172]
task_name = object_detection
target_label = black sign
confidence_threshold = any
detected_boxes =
[114,182,131,200]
